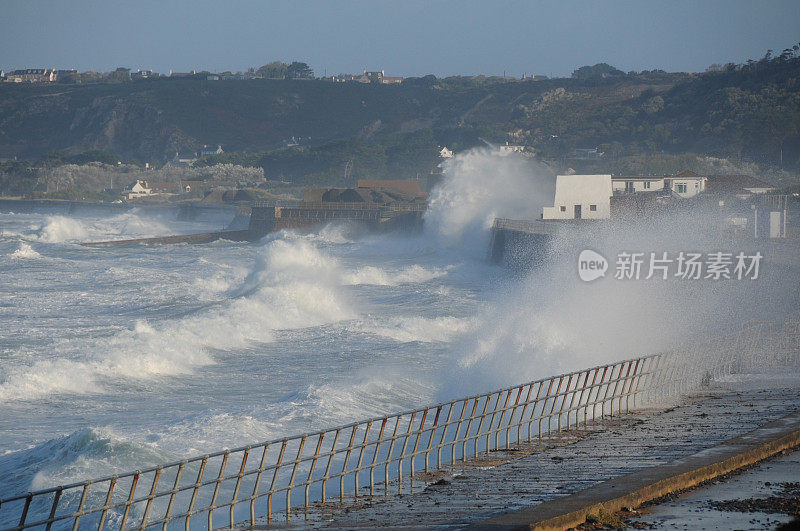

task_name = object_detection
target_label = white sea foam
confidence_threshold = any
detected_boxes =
[0,238,354,402]
[365,316,472,343]
[33,215,89,242]
[10,242,41,259]
[343,264,448,286]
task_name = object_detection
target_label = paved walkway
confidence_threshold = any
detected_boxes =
[317,374,800,529]
[632,448,800,530]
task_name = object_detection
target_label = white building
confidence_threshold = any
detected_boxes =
[664,170,706,198]
[498,142,526,156]
[124,180,151,199]
[439,146,454,159]
[542,174,612,220]
[200,144,224,157]
[611,176,665,194]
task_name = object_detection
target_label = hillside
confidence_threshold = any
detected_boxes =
[1,51,799,186]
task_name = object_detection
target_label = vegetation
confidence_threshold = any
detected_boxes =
[1,44,799,196]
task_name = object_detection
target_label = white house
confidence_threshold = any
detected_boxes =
[705,174,775,199]
[542,174,612,220]
[439,146,454,159]
[124,180,151,199]
[611,176,665,194]
[664,170,706,198]
[200,144,224,157]
[498,142,526,156]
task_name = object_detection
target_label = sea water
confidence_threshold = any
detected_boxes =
[1,150,798,503]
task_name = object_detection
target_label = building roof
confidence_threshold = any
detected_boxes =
[611,175,665,181]
[670,170,704,179]
[124,180,149,190]
[357,179,424,197]
[704,174,774,194]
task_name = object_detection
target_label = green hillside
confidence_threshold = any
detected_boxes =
[1,48,799,187]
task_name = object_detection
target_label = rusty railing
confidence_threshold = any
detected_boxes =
[0,313,797,530]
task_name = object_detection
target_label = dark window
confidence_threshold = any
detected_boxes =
[590,204,597,211]
[560,206,566,212]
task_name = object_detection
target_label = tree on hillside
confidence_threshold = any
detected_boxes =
[256,61,288,79]
[286,61,314,79]
[571,63,624,80]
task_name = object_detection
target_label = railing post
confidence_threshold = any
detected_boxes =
[286,436,307,521]
[267,441,287,523]
[140,467,162,529]
[208,452,230,529]
[369,420,388,497]
[229,448,250,527]
[161,462,185,531]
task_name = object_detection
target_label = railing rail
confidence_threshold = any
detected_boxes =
[252,200,427,212]
[1,312,797,530]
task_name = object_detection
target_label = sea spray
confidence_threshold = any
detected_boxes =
[424,148,556,256]
[10,242,41,259]
[33,215,89,242]
[438,203,800,399]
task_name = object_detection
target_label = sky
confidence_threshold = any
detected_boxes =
[2,0,799,78]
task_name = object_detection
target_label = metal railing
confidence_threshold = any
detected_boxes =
[252,200,426,212]
[1,313,798,530]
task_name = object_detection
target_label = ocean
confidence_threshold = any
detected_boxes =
[1,150,798,509]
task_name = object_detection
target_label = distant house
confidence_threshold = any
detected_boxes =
[4,68,57,83]
[379,75,403,84]
[611,176,666,194]
[180,180,234,195]
[664,170,706,198]
[172,151,198,167]
[704,174,775,198]
[439,146,454,159]
[148,181,183,194]
[497,142,526,156]
[542,174,612,220]
[200,145,224,157]
[124,180,152,199]
[131,69,156,80]
[169,69,197,78]
[219,74,257,80]
[610,171,775,201]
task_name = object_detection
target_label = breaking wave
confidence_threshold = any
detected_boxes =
[10,242,41,259]
[33,215,89,242]
[0,238,354,402]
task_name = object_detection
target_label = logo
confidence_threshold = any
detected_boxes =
[578,250,608,282]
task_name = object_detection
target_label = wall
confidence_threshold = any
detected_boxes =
[611,178,665,193]
[666,178,705,198]
[542,174,612,220]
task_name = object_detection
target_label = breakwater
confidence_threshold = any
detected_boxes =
[488,218,560,268]
[247,202,425,238]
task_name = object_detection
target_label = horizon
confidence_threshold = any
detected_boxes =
[1,0,799,78]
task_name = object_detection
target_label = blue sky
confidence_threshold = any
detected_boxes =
[2,0,798,77]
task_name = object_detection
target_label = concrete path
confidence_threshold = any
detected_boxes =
[317,374,799,529]
[632,448,799,530]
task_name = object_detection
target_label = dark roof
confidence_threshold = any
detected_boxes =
[610,175,664,181]
[672,170,702,178]
[705,175,774,194]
